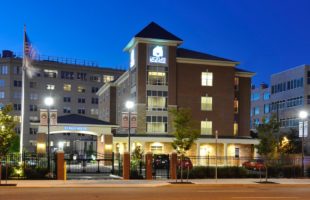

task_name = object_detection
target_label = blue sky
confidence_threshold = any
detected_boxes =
[0,0,310,85]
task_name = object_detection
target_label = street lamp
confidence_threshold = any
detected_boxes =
[44,96,54,174]
[125,100,134,153]
[299,110,308,177]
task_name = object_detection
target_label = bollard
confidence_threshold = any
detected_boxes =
[170,152,177,180]
[123,152,130,180]
[145,152,153,180]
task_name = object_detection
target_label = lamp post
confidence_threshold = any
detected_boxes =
[299,110,308,177]
[44,96,54,174]
[125,100,134,153]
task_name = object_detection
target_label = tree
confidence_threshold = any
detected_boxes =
[279,128,301,154]
[0,105,17,184]
[255,115,279,182]
[170,108,199,182]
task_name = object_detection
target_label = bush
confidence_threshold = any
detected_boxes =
[24,167,49,179]
[267,165,303,178]
[130,169,144,179]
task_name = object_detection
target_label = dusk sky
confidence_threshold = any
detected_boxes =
[0,0,309,85]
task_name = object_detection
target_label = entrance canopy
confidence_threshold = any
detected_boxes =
[33,114,118,136]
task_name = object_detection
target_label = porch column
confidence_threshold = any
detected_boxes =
[224,143,228,166]
[97,134,104,154]
[196,142,200,165]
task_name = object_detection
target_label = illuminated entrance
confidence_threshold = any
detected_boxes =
[33,114,118,155]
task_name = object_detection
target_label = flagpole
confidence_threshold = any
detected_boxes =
[20,25,27,162]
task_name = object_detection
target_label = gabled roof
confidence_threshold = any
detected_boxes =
[57,114,114,125]
[235,67,254,74]
[177,48,235,62]
[135,22,183,42]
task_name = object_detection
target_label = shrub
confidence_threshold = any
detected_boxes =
[24,167,49,179]
[130,169,143,179]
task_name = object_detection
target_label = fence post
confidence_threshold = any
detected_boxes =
[170,153,177,180]
[123,152,130,180]
[56,151,65,180]
[145,152,153,180]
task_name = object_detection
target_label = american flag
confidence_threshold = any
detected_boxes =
[23,31,38,78]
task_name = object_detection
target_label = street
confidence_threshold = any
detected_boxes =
[1,185,310,200]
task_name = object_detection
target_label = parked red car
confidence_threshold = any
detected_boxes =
[242,159,265,170]
[177,157,193,170]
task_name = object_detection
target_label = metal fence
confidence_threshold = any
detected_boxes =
[1,152,56,180]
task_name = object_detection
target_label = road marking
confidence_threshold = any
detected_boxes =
[232,197,299,198]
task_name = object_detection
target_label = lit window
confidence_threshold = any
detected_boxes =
[77,86,86,93]
[91,108,99,115]
[202,72,213,86]
[46,84,55,90]
[201,121,212,135]
[63,84,71,91]
[150,144,163,154]
[44,69,58,78]
[147,96,167,110]
[147,123,166,133]
[147,71,166,85]
[234,77,239,91]
[29,116,39,122]
[233,122,238,136]
[234,98,239,113]
[103,75,114,83]
[201,96,212,111]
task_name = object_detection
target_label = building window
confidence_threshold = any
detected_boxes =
[147,71,167,85]
[146,116,167,133]
[78,108,85,115]
[89,75,101,82]
[0,91,4,99]
[13,104,21,111]
[264,104,270,114]
[63,107,71,114]
[201,72,213,86]
[234,98,239,113]
[233,122,238,136]
[91,87,99,93]
[29,128,38,135]
[78,98,86,103]
[77,86,86,93]
[263,92,270,100]
[63,84,71,91]
[90,108,99,115]
[61,71,74,79]
[0,80,4,87]
[234,77,239,91]
[29,116,39,122]
[201,96,212,111]
[30,93,38,100]
[13,66,21,75]
[77,73,87,80]
[103,75,114,83]
[63,97,71,102]
[146,90,168,111]
[0,65,8,75]
[30,81,37,88]
[14,80,22,87]
[29,105,37,112]
[254,107,259,115]
[43,69,58,78]
[150,144,163,154]
[251,93,260,101]
[201,121,212,135]
[91,98,98,104]
[46,84,55,90]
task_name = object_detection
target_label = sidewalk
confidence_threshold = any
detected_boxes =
[1,179,310,188]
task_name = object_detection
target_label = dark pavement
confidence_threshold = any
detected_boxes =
[1,185,310,200]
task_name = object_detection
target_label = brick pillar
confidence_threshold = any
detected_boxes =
[145,152,153,180]
[170,152,177,180]
[56,151,65,180]
[123,152,130,180]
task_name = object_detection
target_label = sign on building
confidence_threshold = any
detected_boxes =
[299,121,308,137]
[121,112,137,128]
[40,109,48,126]
[40,109,57,126]
[148,45,167,64]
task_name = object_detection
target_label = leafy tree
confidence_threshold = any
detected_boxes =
[131,146,143,169]
[9,135,20,153]
[255,114,279,182]
[0,105,17,183]
[279,129,301,155]
[170,108,199,182]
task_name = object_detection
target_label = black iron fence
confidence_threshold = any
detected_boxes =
[0,152,56,180]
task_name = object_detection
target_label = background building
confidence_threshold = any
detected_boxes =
[0,50,124,152]
[250,83,271,129]
[98,22,258,159]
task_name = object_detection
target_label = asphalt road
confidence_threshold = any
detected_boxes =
[1,185,310,200]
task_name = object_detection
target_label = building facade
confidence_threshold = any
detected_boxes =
[98,22,258,159]
[250,83,271,129]
[0,51,124,152]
